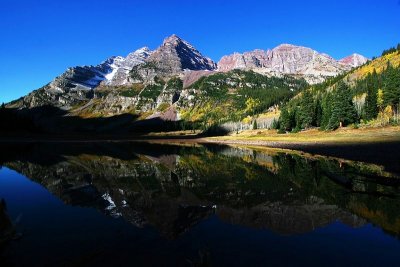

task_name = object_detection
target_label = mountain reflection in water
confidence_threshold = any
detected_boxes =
[0,142,399,266]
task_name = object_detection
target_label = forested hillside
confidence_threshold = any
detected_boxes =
[179,70,308,130]
[276,44,400,132]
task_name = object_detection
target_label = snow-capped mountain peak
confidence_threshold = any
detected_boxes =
[103,47,152,85]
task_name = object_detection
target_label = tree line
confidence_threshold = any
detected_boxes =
[381,43,400,57]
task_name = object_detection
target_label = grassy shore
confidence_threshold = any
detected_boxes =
[204,126,400,174]
[207,126,400,144]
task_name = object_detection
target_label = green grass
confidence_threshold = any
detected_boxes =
[207,126,400,144]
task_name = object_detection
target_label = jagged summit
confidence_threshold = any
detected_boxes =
[146,34,217,73]
[134,46,151,54]
[275,43,297,48]
[162,34,183,45]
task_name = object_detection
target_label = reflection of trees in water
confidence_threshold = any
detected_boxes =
[270,152,400,236]
[2,143,400,237]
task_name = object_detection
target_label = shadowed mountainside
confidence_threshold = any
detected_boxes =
[0,106,188,136]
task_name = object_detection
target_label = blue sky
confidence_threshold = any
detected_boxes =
[1,0,399,103]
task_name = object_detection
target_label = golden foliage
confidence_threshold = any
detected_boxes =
[349,52,400,80]
[377,105,393,126]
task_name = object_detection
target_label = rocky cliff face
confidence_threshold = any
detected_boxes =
[47,56,120,91]
[47,47,153,91]
[129,35,217,82]
[218,44,368,84]
[148,34,216,72]
[218,49,271,71]
[339,53,369,67]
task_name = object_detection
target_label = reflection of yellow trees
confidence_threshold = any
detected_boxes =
[244,166,256,180]
[241,154,279,174]
[179,153,232,179]
[242,154,254,164]
[349,202,400,235]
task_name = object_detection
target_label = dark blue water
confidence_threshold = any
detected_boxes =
[0,142,399,266]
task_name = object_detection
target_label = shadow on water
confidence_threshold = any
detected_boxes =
[0,142,400,266]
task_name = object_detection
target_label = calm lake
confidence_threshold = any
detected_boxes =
[0,142,400,266]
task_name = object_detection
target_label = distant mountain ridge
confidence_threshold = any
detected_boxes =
[218,44,368,84]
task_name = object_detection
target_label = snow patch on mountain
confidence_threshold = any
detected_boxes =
[103,47,152,85]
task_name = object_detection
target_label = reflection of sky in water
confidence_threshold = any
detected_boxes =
[1,144,400,266]
[0,167,58,214]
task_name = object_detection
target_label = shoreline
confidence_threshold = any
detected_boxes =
[1,126,400,173]
[204,138,400,174]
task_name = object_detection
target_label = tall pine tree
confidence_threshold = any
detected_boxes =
[321,93,333,130]
[383,62,400,110]
[313,98,323,127]
[297,90,314,129]
[327,81,356,129]
[364,86,378,120]
[279,107,292,132]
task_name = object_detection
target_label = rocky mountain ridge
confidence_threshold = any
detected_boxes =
[6,35,369,130]
[218,44,368,84]
[13,35,366,99]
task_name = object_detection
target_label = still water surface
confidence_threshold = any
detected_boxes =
[0,142,399,266]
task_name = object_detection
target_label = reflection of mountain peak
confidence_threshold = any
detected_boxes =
[2,142,400,238]
[218,200,366,235]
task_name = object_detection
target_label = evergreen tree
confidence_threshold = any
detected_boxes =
[382,47,397,56]
[279,106,294,132]
[297,90,314,129]
[252,120,258,130]
[313,98,323,127]
[321,94,333,130]
[383,63,400,109]
[271,118,280,130]
[327,82,356,129]
[279,107,290,132]
[364,87,378,120]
